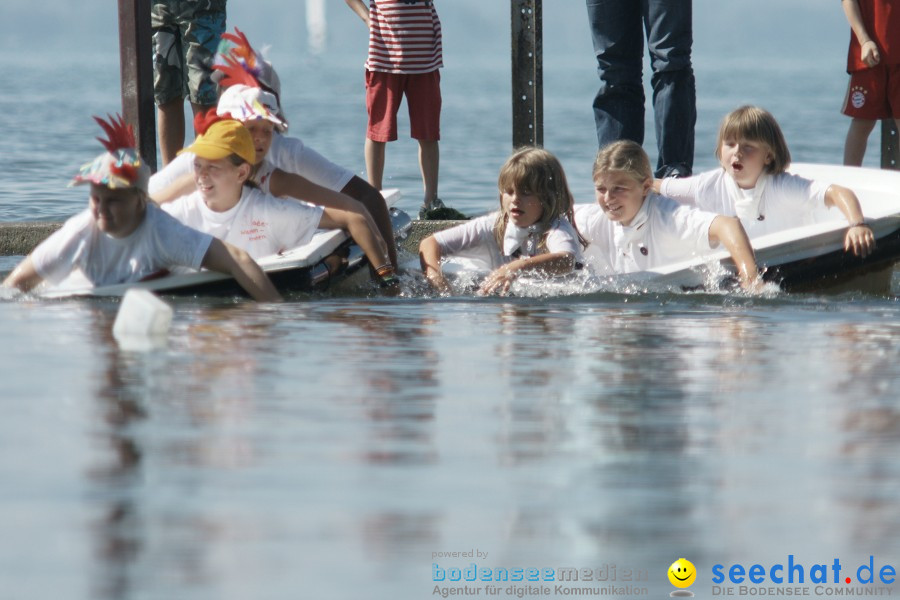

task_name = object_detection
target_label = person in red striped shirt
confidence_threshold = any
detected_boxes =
[346,0,450,220]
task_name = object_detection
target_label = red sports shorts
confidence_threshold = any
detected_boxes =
[842,64,900,120]
[365,69,441,142]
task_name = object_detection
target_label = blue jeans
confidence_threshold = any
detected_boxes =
[586,0,696,177]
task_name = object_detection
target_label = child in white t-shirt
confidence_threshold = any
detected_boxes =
[419,147,586,295]
[576,140,761,290]
[3,114,281,302]
[163,117,399,286]
[149,27,399,266]
[656,105,876,258]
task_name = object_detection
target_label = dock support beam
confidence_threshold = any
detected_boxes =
[882,120,899,170]
[511,0,543,148]
[118,0,157,172]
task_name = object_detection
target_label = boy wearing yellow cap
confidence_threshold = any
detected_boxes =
[163,118,399,285]
[3,114,282,302]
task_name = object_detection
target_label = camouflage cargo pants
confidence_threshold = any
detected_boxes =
[151,0,227,106]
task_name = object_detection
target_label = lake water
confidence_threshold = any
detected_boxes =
[2,5,900,600]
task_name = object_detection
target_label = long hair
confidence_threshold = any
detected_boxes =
[715,105,791,174]
[492,147,586,251]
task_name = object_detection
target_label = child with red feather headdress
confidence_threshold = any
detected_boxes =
[3,114,282,302]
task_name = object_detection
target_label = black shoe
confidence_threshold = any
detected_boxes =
[656,165,692,179]
[418,198,468,220]
[418,197,445,219]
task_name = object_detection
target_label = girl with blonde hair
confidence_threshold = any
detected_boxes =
[576,140,761,290]
[657,105,875,258]
[419,147,585,295]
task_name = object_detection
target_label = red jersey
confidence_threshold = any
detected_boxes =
[365,0,443,75]
[848,0,900,72]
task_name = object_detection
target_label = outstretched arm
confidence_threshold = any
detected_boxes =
[345,0,370,26]
[270,169,366,213]
[319,207,393,280]
[825,184,875,257]
[2,256,44,293]
[150,172,196,204]
[708,215,761,291]
[270,171,383,235]
[842,0,880,67]
[419,235,451,294]
[341,176,398,267]
[201,239,282,302]
[270,169,397,268]
[654,175,698,206]
[478,252,575,296]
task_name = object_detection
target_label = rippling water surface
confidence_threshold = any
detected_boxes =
[2,293,900,599]
[2,4,900,599]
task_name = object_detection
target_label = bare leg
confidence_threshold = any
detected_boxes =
[157,97,186,166]
[365,138,386,190]
[843,118,877,166]
[418,139,440,208]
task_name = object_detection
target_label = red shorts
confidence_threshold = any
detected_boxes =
[841,64,900,119]
[365,69,441,142]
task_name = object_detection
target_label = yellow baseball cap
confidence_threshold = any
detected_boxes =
[180,119,256,165]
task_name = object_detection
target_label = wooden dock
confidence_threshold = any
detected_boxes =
[0,220,463,258]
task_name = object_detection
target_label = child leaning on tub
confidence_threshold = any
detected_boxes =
[2,114,282,302]
[654,105,876,258]
[162,116,400,287]
[575,140,762,291]
[150,27,399,267]
[419,147,586,296]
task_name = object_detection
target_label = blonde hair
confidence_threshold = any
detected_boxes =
[715,105,791,174]
[592,140,653,185]
[492,147,585,250]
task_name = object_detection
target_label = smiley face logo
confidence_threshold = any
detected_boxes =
[668,558,696,588]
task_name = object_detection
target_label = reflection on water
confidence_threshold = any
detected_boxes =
[2,295,900,598]
[828,322,900,553]
[89,310,145,600]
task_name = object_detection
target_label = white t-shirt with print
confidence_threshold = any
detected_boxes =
[433,212,582,270]
[31,202,213,286]
[659,168,829,237]
[574,194,718,275]
[162,187,324,260]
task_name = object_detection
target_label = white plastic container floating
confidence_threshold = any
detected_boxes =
[112,289,173,349]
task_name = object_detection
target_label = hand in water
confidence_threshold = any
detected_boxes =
[478,264,517,296]
[845,224,876,258]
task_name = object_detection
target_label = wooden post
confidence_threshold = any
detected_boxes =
[118,0,157,172]
[511,0,543,148]
[881,119,900,170]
